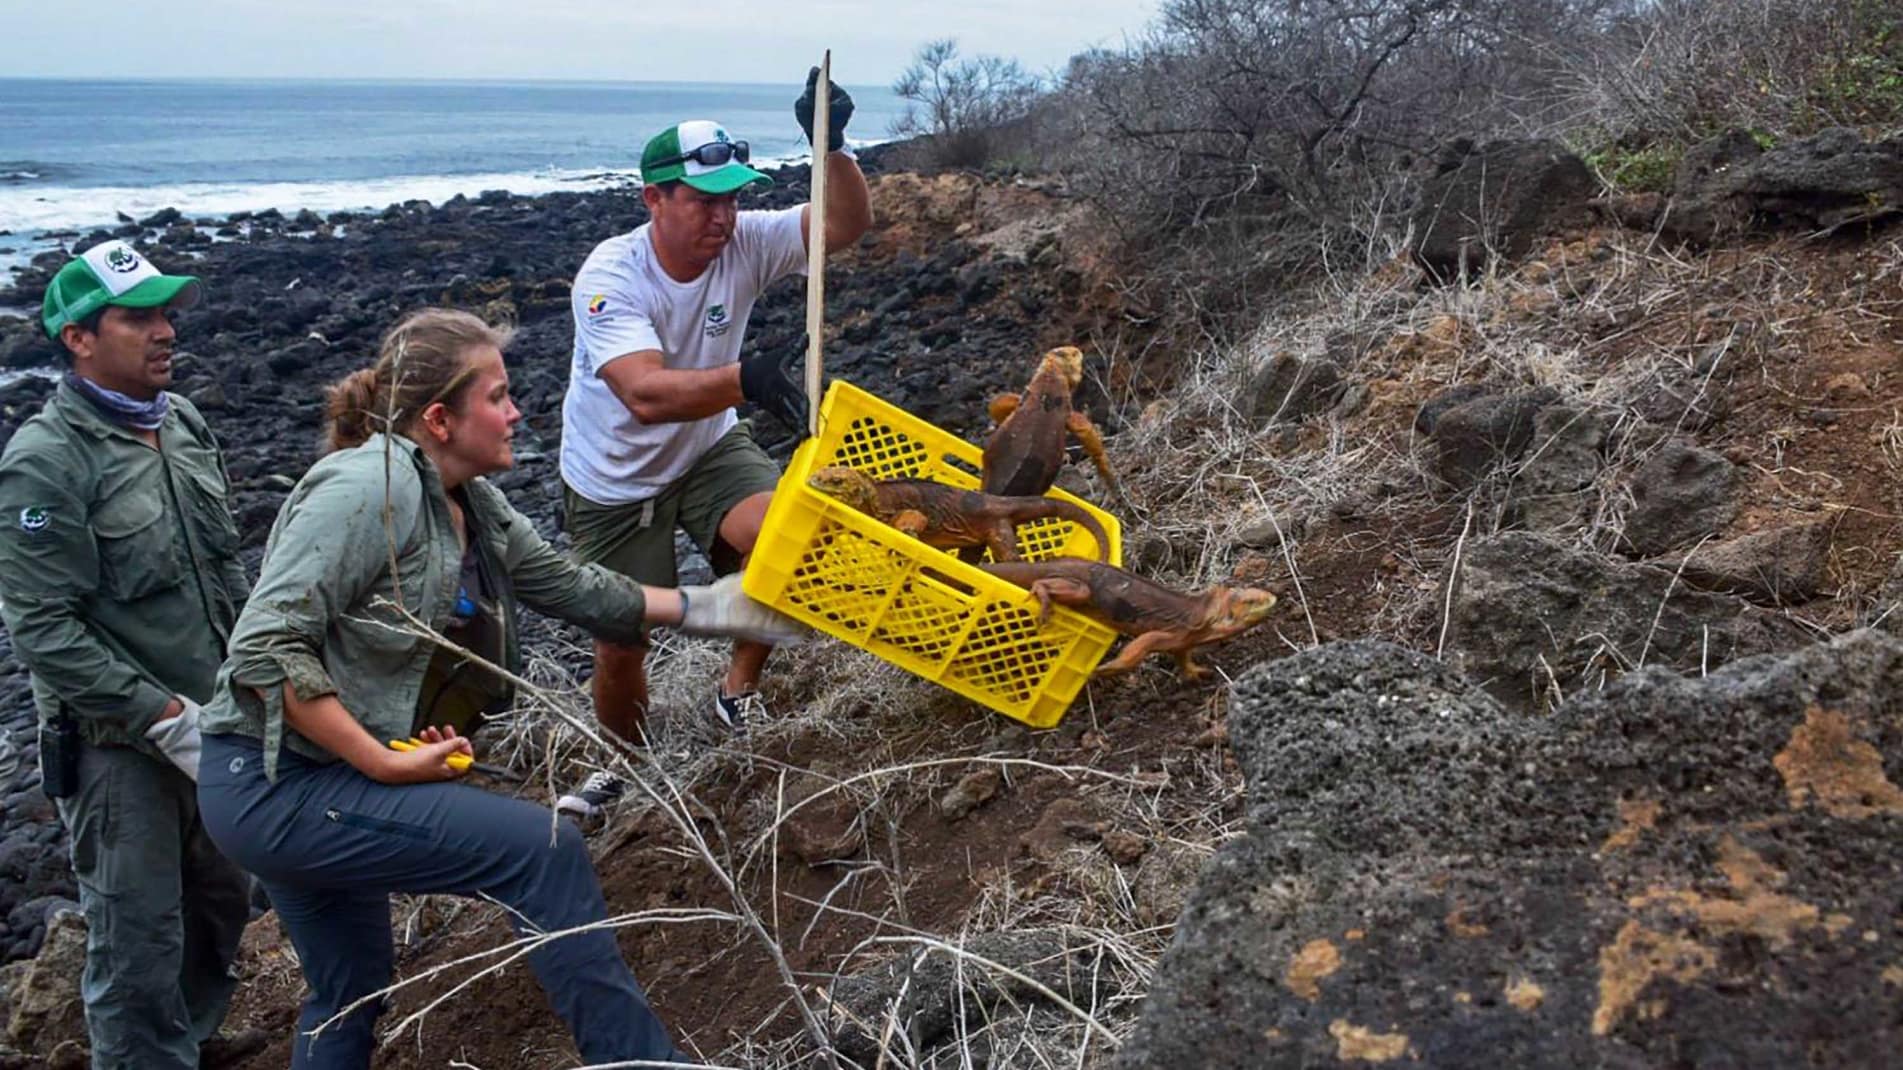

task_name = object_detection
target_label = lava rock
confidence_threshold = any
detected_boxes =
[1669,127,1903,242]
[1247,353,1344,426]
[1622,439,1739,555]
[0,328,56,372]
[1423,387,1560,489]
[1411,140,1597,278]
[1507,403,1609,530]
[827,931,1106,1066]
[1674,521,1832,605]
[939,767,1002,820]
[5,909,85,1056]
[1119,632,1903,1069]
[1445,531,1809,708]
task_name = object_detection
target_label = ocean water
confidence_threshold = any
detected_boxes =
[0,77,903,276]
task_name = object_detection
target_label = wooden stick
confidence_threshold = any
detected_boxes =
[804,51,831,438]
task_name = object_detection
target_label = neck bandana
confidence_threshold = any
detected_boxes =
[65,372,170,431]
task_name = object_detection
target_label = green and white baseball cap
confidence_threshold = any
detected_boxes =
[640,120,772,194]
[41,240,203,340]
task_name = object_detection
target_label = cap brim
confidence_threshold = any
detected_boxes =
[681,165,773,194]
[110,275,203,312]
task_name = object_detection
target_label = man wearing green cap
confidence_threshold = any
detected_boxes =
[0,239,255,1068]
[557,70,871,809]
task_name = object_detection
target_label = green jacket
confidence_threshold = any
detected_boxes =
[200,433,648,779]
[0,382,248,755]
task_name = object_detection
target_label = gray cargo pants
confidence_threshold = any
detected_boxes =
[55,741,250,1070]
[197,734,688,1069]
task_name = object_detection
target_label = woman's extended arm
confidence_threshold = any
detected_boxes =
[472,481,812,645]
[277,684,471,784]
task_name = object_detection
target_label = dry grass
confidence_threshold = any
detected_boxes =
[1105,224,1891,666]
[300,600,1235,1069]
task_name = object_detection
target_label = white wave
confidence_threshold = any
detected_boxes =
[0,368,59,388]
[0,139,894,282]
[0,136,890,237]
[0,167,639,235]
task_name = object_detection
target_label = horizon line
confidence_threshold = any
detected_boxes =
[0,74,896,90]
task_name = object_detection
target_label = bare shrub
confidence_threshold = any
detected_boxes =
[1559,0,1903,155]
[1012,0,1898,354]
[892,39,1046,170]
[1035,0,1611,356]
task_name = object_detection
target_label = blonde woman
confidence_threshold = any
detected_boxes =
[197,308,794,1067]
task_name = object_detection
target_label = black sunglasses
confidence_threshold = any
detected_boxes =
[665,140,751,168]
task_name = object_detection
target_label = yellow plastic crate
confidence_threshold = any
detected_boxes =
[744,381,1123,727]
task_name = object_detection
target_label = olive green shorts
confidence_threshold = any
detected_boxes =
[562,421,782,591]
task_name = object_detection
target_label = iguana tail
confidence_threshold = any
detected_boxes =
[1026,500,1112,562]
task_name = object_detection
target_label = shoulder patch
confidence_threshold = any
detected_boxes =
[18,506,50,534]
[587,294,608,316]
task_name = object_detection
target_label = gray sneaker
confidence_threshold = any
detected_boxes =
[711,688,766,737]
[555,771,624,824]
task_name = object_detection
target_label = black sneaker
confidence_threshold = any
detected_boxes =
[555,771,624,824]
[712,688,765,737]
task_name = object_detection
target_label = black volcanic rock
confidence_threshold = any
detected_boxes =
[1120,634,1903,1069]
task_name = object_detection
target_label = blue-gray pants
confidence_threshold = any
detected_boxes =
[56,741,250,1070]
[197,734,687,1069]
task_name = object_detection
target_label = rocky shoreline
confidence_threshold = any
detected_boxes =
[0,144,1100,966]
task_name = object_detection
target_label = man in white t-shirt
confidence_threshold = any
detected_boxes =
[557,71,871,806]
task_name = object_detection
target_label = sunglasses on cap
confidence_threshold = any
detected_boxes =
[661,140,751,168]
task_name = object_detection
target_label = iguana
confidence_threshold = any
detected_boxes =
[984,346,1123,501]
[808,466,1111,563]
[979,557,1277,679]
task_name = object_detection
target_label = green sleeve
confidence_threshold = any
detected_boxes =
[217,459,252,603]
[474,481,648,644]
[221,545,252,606]
[225,459,418,699]
[177,396,252,603]
[0,459,172,729]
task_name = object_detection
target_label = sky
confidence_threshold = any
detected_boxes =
[0,0,1160,83]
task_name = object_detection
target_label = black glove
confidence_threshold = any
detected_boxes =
[794,66,855,153]
[740,336,811,437]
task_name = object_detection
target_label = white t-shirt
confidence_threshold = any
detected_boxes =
[561,206,808,504]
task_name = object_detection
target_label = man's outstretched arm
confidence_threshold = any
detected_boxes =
[599,352,744,425]
[806,150,873,253]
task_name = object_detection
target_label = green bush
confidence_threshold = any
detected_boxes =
[1582,143,1682,193]
[1811,20,1903,127]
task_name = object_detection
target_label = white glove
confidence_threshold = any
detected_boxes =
[678,573,814,646]
[144,696,203,781]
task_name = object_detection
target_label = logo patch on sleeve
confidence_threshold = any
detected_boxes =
[18,507,49,533]
[587,294,608,315]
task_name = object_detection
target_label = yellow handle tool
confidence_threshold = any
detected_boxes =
[387,737,473,772]
[387,738,524,781]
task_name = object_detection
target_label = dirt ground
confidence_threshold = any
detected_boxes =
[220,663,1238,1069]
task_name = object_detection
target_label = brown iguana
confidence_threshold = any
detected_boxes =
[984,346,1122,501]
[808,466,1111,563]
[979,557,1277,679]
